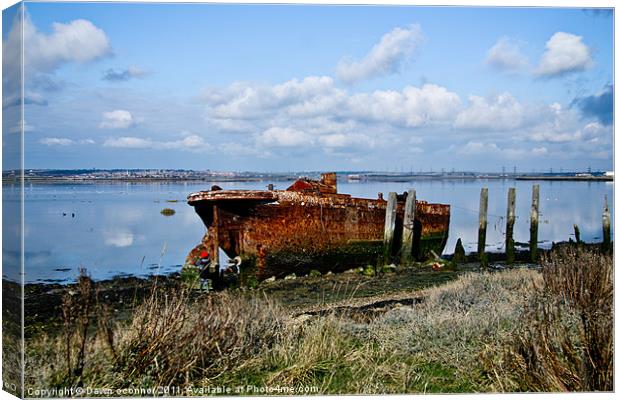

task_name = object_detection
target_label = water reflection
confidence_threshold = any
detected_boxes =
[14,179,614,283]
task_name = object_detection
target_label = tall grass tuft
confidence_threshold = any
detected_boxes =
[26,281,285,391]
[115,290,284,387]
[484,247,613,392]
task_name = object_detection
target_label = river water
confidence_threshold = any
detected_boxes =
[4,178,613,283]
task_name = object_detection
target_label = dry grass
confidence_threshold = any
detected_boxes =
[26,279,285,391]
[225,268,541,393]
[25,248,612,394]
[484,247,613,392]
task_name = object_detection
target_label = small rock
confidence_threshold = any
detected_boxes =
[325,271,333,276]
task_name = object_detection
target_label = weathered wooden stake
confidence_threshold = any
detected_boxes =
[602,195,611,253]
[478,188,489,267]
[573,224,581,243]
[400,189,416,265]
[382,192,398,265]
[210,204,220,273]
[506,187,516,264]
[452,238,466,267]
[530,184,539,263]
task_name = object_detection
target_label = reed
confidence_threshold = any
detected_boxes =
[483,247,613,392]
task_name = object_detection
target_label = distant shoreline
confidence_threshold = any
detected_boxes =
[2,174,613,184]
[515,176,613,182]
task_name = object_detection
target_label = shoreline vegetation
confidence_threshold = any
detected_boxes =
[12,244,613,394]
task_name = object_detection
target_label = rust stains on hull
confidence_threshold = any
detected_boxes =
[187,173,450,280]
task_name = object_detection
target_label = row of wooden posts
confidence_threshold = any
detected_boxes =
[382,185,612,266]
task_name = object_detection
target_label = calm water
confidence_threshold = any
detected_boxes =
[4,179,614,283]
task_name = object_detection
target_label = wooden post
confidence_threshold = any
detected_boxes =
[382,192,398,266]
[452,238,466,267]
[210,204,220,273]
[602,195,611,253]
[506,188,516,264]
[478,188,488,267]
[530,184,539,263]
[573,224,581,243]
[400,189,416,265]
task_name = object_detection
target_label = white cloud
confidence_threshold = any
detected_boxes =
[336,24,423,83]
[102,137,150,148]
[454,141,540,160]
[200,74,610,165]
[99,110,135,129]
[103,66,148,81]
[39,137,74,146]
[204,76,339,120]
[535,32,592,77]
[456,141,500,155]
[485,37,528,72]
[103,134,210,152]
[8,120,35,134]
[255,127,313,148]
[25,18,111,72]
[3,11,110,111]
[220,142,272,158]
[454,93,524,130]
[528,103,584,142]
[318,133,377,149]
[532,147,548,156]
[203,78,459,133]
[346,84,462,127]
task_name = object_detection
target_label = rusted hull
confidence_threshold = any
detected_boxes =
[187,186,450,281]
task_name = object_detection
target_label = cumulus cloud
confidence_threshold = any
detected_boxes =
[455,141,547,159]
[25,18,111,72]
[2,11,111,109]
[255,127,313,148]
[532,147,548,155]
[202,77,462,156]
[205,78,460,130]
[485,37,528,72]
[454,93,525,130]
[535,32,592,77]
[336,24,423,84]
[102,66,148,82]
[39,137,96,146]
[103,134,209,152]
[527,101,611,154]
[204,76,341,120]
[347,84,462,127]
[318,133,378,149]
[39,137,74,146]
[99,110,135,129]
[572,84,613,125]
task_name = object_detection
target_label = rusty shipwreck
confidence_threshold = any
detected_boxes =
[186,173,450,282]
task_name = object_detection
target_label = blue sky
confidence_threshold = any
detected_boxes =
[2,2,614,172]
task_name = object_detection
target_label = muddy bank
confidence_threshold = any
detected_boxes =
[19,274,184,337]
[16,239,605,337]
